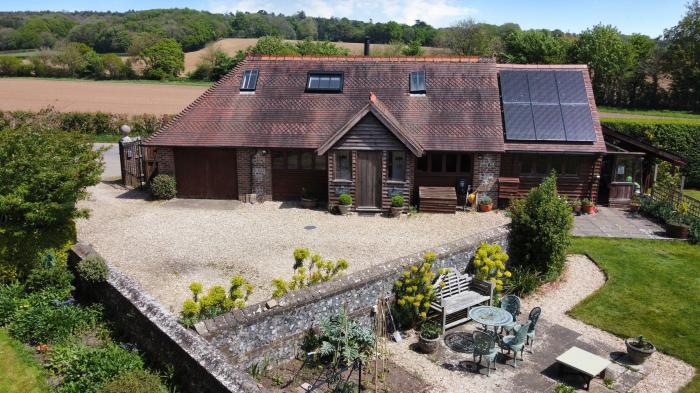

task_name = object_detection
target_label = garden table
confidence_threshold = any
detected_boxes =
[468,306,513,334]
[556,346,611,390]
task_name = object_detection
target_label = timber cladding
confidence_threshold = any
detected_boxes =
[173,147,238,199]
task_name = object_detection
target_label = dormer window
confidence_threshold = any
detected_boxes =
[240,69,259,91]
[306,72,343,93]
[410,71,426,94]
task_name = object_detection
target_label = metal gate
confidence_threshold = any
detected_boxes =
[119,138,146,188]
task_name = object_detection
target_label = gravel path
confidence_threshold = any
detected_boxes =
[76,182,509,313]
[387,255,695,393]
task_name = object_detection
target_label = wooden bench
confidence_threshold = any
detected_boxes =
[419,186,457,214]
[430,269,494,332]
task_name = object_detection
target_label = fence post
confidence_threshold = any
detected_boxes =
[680,175,686,205]
[118,140,126,186]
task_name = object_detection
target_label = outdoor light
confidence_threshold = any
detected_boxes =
[120,124,131,135]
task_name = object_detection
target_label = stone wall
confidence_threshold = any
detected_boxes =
[68,244,262,393]
[472,152,501,200]
[251,149,272,202]
[197,225,510,368]
[155,147,175,175]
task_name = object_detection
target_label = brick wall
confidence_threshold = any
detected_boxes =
[472,152,501,200]
[236,149,252,199]
[155,147,175,175]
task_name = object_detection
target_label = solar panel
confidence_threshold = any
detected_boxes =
[503,103,536,140]
[532,104,566,141]
[500,70,530,103]
[527,71,559,104]
[562,104,596,141]
[555,71,588,104]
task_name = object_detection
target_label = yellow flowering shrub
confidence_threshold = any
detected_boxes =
[393,252,445,327]
[472,242,511,295]
[272,248,349,298]
[179,275,254,327]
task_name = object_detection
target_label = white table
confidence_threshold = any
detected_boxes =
[556,346,611,390]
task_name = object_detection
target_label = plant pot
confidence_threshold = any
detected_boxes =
[625,338,656,364]
[301,198,317,209]
[629,203,641,213]
[573,206,582,215]
[337,204,350,215]
[390,206,403,217]
[418,333,439,354]
[582,205,595,214]
[479,203,493,212]
[666,223,689,239]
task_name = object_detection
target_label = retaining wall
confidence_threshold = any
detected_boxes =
[197,225,510,368]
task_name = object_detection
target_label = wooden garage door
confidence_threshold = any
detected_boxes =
[174,148,237,199]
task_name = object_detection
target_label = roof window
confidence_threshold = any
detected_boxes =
[410,70,426,94]
[240,69,259,91]
[306,72,343,93]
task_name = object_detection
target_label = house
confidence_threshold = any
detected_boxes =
[144,52,608,212]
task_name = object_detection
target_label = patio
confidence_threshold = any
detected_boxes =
[387,255,694,393]
[572,207,667,239]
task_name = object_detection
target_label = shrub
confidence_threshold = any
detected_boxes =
[506,266,542,296]
[49,343,145,393]
[392,252,443,328]
[98,369,168,393]
[150,174,176,200]
[77,255,109,284]
[179,275,253,327]
[272,249,348,298]
[140,39,185,80]
[391,195,405,207]
[25,250,74,294]
[472,243,511,297]
[507,173,573,281]
[338,194,352,206]
[8,302,102,344]
[318,310,374,369]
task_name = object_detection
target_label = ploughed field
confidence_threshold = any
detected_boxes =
[75,182,509,313]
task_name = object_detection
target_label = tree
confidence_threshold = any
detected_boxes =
[439,19,497,56]
[53,42,101,77]
[246,35,297,55]
[507,173,573,281]
[569,24,634,105]
[295,39,350,56]
[664,0,700,110]
[140,38,185,80]
[501,30,569,64]
[101,53,132,79]
[625,34,656,107]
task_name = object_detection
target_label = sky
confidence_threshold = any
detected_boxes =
[0,0,691,37]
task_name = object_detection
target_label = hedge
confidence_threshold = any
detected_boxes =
[601,118,700,187]
[0,108,173,137]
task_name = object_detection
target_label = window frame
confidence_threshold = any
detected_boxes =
[240,69,259,91]
[409,70,426,94]
[306,71,344,93]
[271,149,326,171]
[334,150,352,180]
[416,152,472,175]
[387,151,406,182]
[518,155,580,177]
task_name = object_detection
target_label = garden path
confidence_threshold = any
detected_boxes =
[572,207,668,239]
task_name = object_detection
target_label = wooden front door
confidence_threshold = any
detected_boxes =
[357,151,382,208]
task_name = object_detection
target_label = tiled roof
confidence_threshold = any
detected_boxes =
[496,64,606,154]
[145,55,505,152]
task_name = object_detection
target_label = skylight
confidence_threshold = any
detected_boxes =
[240,69,259,91]
[306,72,343,93]
[410,71,426,94]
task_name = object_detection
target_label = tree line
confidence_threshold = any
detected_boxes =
[0,3,698,110]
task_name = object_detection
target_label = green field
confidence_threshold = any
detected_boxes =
[3,76,213,87]
[569,238,700,393]
[0,329,48,393]
[599,106,700,120]
[684,189,700,200]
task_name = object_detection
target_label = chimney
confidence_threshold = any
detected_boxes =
[363,37,370,56]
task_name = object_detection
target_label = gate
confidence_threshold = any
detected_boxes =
[119,138,147,188]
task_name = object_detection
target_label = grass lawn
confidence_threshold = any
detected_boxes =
[569,238,700,393]
[598,106,700,120]
[0,329,48,393]
[684,189,700,201]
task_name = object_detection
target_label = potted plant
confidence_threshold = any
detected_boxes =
[337,194,352,215]
[390,195,404,217]
[478,195,493,212]
[301,187,317,209]
[571,199,582,215]
[625,335,656,364]
[418,321,441,354]
[667,203,690,239]
[581,198,595,214]
[629,194,641,214]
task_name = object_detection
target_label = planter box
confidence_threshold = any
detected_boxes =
[666,223,689,239]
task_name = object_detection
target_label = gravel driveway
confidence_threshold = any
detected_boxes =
[76,182,509,313]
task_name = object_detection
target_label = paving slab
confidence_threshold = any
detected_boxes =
[573,207,668,239]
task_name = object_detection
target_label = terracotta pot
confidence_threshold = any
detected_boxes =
[301,198,317,209]
[625,338,656,364]
[479,203,493,212]
[390,206,403,217]
[418,333,439,354]
[337,204,350,215]
[582,204,595,214]
[666,223,689,239]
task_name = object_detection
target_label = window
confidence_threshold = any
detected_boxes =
[301,152,313,169]
[272,150,285,169]
[459,154,471,173]
[519,155,579,176]
[445,154,458,172]
[534,157,548,174]
[240,69,259,91]
[287,151,299,169]
[387,151,406,181]
[416,155,428,171]
[315,154,327,170]
[562,159,577,175]
[410,71,426,94]
[335,151,351,180]
[430,154,443,172]
[417,153,472,174]
[306,72,343,92]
